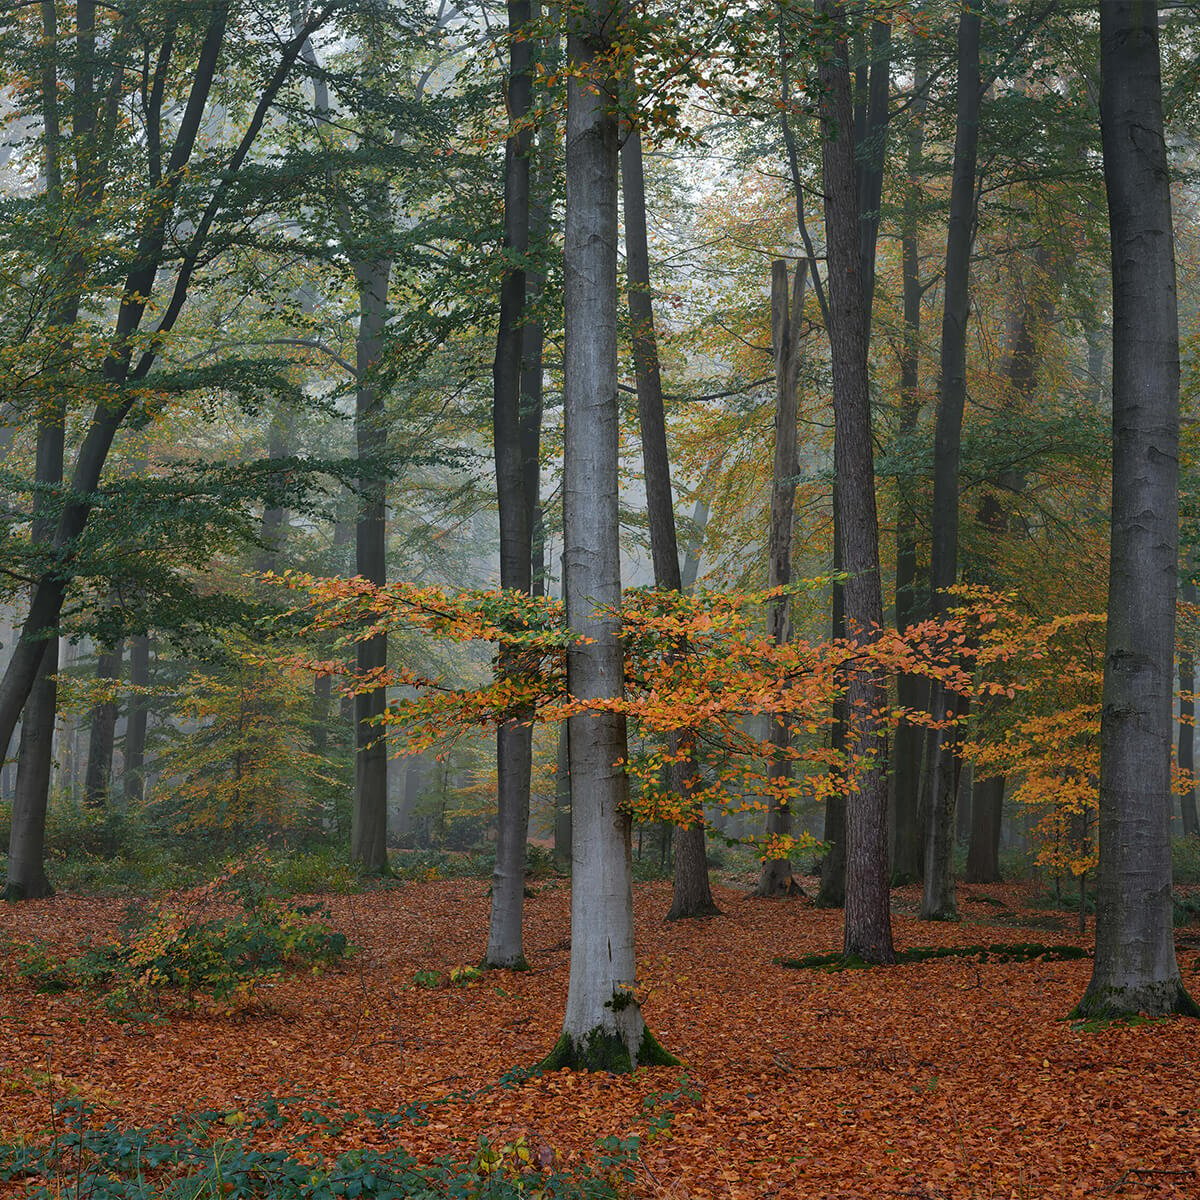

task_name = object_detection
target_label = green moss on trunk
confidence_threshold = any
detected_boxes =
[1071,977,1200,1021]
[538,1026,680,1073]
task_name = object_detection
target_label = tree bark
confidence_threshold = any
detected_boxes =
[123,635,151,805]
[622,117,719,920]
[1077,0,1196,1019]
[83,640,123,809]
[486,0,538,969]
[965,773,1003,884]
[544,0,673,1070]
[757,261,806,899]
[921,0,981,923]
[351,254,392,875]
[818,0,894,963]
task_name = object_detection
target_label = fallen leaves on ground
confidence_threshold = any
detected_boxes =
[2,878,1199,1199]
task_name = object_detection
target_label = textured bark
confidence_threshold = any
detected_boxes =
[487,0,537,969]
[921,0,981,923]
[351,255,391,875]
[83,641,123,809]
[853,15,891,333]
[622,119,718,920]
[553,721,571,871]
[1180,574,1198,837]
[551,0,673,1069]
[1077,0,1196,1019]
[891,66,928,885]
[818,1,894,963]
[757,262,806,899]
[966,773,1003,884]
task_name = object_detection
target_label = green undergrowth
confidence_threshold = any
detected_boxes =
[0,1070,699,1199]
[16,860,350,1015]
[777,942,1090,972]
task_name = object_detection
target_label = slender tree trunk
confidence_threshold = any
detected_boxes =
[757,261,806,898]
[1077,0,1196,1019]
[966,773,1003,884]
[487,0,537,968]
[122,634,150,805]
[921,0,981,922]
[83,640,123,809]
[351,255,391,875]
[543,0,673,1070]
[818,0,894,963]
[622,118,719,919]
[1179,574,1198,837]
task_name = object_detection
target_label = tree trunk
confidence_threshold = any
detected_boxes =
[351,255,392,875]
[966,773,1003,884]
[121,634,150,806]
[818,0,894,964]
[543,0,674,1070]
[921,0,981,923]
[1077,0,1196,1019]
[487,0,537,969]
[1180,574,1198,837]
[553,720,571,871]
[757,261,806,898]
[83,640,123,810]
[622,117,719,919]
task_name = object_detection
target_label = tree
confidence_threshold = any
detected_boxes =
[1075,0,1197,1020]
[541,0,675,1071]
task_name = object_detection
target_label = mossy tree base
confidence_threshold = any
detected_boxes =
[483,955,530,972]
[538,1026,680,1073]
[3,877,55,903]
[666,898,723,921]
[1072,977,1200,1021]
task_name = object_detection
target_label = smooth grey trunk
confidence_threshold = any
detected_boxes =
[1179,574,1198,837]
[553,721,571,871]
[622,118,718,920]
[544,0,673,1071]
[818,0,894,963]
[351,255,391,875]
[83,641,123,809]
[757,261,806,899]
[1077,0,1196,1019]
[487,0,538,969]
[123,635,150,805]
[921,0,981,922]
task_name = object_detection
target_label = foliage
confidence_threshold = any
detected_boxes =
[778,943,1091,972]
[16,858,350,1014]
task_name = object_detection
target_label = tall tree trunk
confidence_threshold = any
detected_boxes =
[892,66,929,884]
[543,0,673,1070]
[351,255,392,875]
[83,640,123,809]
[487,0,537,968]
[123,635,150,805]
[921,0,981,922]
[966,773,1003,884]
[1077,0,1196,1019]
[553,720,571,871]
[817,0,894,963]
[622,119,719,920]
[757,261,806,899]
[1180,574,1199,838]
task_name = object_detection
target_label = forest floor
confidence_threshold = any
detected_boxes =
[3,875,1200,1199]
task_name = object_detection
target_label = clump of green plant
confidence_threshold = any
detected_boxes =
[17,856,350,1015]
[411,965,485,989]
[1172,836,1200,884]
[0,1096,635,1199]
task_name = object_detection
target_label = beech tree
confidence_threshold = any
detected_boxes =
[1075,0,1196,1020]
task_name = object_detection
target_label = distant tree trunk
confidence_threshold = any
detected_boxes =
[350,253,392,875]
[83,640,123,809]
[757,261,806,899]
[966,773,1003,884]
[121,634,150,806]
[622,118,719,919]
[256,406,293,572]
[1077,0,1196,1018]
[818,0,894,963]
[892,66,929,884]
[543,0,674,1070]
[921,0,981,923]
[1179,573,1198,837]
[488,0,537,969]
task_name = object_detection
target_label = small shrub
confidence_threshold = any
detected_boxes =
[1173,836,1200,884]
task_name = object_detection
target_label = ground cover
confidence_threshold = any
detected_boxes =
[2,879,1199,1199]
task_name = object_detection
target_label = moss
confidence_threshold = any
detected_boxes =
[482,955,530,972]
[778,942,1089,972]
[538,1024,681,1073]
[1071,977,1200,1022]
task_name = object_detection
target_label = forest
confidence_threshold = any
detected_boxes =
[2,0,1200,1196]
